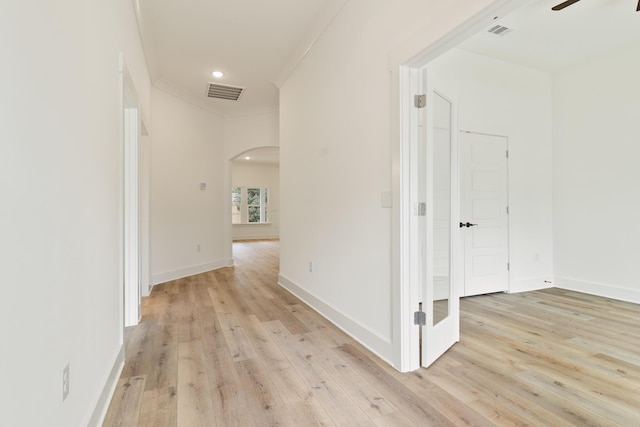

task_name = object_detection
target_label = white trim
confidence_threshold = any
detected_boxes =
[152,259,234,285]
[277,274,395,368]
[555,277,640,304]
[273,0,350,88]
[121,57,144,328]
[390,65,424,372]
[85,346,125,427]
[123,103,141,327]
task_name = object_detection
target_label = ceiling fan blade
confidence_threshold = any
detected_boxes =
[552,0,582,10]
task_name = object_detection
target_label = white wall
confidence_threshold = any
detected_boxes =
[148,104,278,280]
[553,43,640,303]
[429,49,555,292]
[232,163,280,240]
[279,0,501,367]
[224,111,279,160]
[0,1,151,426]
[150,88,230,284]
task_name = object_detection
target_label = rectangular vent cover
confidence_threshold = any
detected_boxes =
[206,83,244,101]
[487,25,512,36]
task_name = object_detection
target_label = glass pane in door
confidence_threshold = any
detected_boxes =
[432,92,451,326]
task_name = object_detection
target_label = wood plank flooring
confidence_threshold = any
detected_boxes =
[103,240,640,426]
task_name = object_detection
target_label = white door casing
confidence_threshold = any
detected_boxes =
[123,70,141,328]
[459,131,509,297]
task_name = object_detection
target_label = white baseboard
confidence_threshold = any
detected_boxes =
[85,345,125,427]
[509,276,554,294]
[555,276,640,304]
[152,258,234,285]
[277,274,394,365]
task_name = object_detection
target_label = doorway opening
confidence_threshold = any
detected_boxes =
[229,147,280,245]
[397,0,529,371]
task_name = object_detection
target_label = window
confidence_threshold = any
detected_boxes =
[247,187,268,223]
[231,187,241,224]
[231,187,269,224]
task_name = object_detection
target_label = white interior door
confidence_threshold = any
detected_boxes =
[460,131,509,297]
[420,69,459,368]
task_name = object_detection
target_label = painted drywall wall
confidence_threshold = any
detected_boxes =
[553,43,640,303]
[224,111,280,160]
[279,0,502,366]
[428,49,554,292]
[0,1,151,426]
[232,163,281,240]
[150,88,230,285]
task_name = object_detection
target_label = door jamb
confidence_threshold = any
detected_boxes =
[393,0,527,372]
[120,59,142,329]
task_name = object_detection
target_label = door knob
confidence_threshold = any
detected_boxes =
[459,222,466,228]
[465,222,478,227]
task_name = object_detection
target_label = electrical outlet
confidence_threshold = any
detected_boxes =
[308,261,313,273]
[197,244,201,252]
[62,363,70,401]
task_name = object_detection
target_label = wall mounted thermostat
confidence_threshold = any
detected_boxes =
[200,183,207,190]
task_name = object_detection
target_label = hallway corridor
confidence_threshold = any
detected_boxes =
[104,240,446,426]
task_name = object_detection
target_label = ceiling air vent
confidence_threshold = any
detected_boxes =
[206,82,244,101]
[487,24,512,36]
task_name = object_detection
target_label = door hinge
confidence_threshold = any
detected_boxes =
[506,150,509,159]
[506,206,509,214]
[414,202,426,216]
[414,94,426,109]
[507,262,510,271]
[414,310,426,326]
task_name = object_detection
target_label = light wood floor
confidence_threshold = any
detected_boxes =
[103,240,640,426]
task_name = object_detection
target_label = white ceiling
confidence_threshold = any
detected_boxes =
[459,0,640,72]
[135,0,639,117]
[135,0,347,115]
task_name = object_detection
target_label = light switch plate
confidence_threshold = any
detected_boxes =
[381,191,392,208]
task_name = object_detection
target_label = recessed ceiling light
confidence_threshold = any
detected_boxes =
[244,156,251,160]
[211,71,224,78]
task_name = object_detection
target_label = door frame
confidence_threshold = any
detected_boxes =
[120,58,149,329]
[123,87,140,327]
[393,0,528,371]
